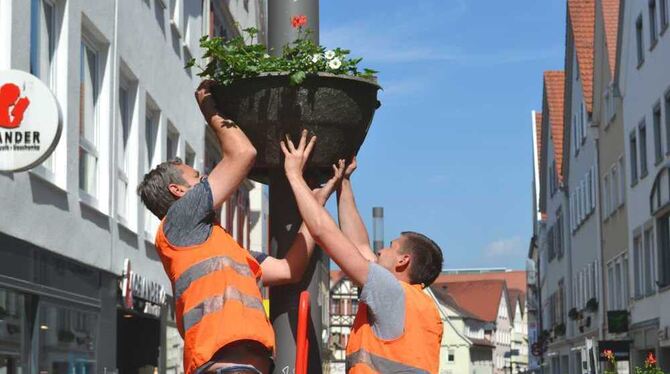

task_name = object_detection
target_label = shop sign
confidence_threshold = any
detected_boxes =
[598,340,632,361]
[121,259,167,309]
[0,70,62,172]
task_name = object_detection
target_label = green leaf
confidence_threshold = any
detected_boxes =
[290,71,306,85]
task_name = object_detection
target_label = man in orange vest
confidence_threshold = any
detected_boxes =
[137,81,344,374]
[281,132,444,374]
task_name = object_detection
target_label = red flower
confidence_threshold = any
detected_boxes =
[646,352,657,366]
[291,15,307,28]
[601,349,615,361]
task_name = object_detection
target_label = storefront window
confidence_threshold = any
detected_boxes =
[0,288,28,374]
[37,303,97,374]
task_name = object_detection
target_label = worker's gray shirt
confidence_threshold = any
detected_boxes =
[360,263,406,340]
[163,178,267,263]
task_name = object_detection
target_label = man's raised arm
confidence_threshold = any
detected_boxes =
[281,131,370,287]
[195,80,256,209]
[337,157,377,262]
[260,160,345,286]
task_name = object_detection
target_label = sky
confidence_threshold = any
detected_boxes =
[318,0,567,270]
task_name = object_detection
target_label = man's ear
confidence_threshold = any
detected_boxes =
[396,253,411,271]
[168,183,187,198]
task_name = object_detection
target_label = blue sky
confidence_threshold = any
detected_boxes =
[319,0,566,270]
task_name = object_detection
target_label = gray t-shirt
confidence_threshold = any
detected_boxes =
[163,178,267,263]
[359,263,406,340]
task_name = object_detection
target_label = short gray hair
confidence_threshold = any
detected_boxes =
[137,158,187,219]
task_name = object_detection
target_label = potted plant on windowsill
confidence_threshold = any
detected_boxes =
[188,16,381,183]
[568,307,582,320]
[554,323,566,337]
[586,298,599,313]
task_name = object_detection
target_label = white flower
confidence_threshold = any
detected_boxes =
[324,50,336,60]
[311,54,322,63]
[328,57,342,70]
[263,53,270,59]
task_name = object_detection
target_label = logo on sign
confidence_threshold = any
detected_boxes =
[0,83,31,129]
[0,70,62,172]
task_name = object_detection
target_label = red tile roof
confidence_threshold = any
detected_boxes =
[568,0,596,113]
[430,285,482,321]
[435,270,527,294]
[543,71,566,183]
[602,0,621,76]
[432,280,506,322]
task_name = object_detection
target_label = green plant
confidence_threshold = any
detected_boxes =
[602,349,618,374]
[188,15,378,86]
[568,307,581,320]
[586,298,599,312]
[553,323,566,336]
[634,352,665,374]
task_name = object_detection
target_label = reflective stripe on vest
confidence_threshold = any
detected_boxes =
[346,349,430,374]
[174,255,254,300]
[183,286,265,331]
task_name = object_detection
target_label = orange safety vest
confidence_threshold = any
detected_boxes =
[155,221,275,374]
[346,282,443,374]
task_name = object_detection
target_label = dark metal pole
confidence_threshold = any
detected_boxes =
[267,3,323,374]
[268,0,319,56]
[372,207,384,253]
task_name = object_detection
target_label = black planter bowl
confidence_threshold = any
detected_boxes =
[212,73,382,183]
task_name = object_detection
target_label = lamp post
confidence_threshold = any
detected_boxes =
[267,2,324,374]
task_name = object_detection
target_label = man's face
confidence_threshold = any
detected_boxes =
[376,236,409,272]
[169,164,202,198]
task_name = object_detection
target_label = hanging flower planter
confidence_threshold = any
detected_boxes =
[189,16,381,182]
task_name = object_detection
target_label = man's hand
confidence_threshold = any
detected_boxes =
[195,80,235,127]
[281,129,316,179]
[312,159,346,205]
[344,156,357,180]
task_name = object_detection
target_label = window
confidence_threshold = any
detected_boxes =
[640,122,648,178]
[658,214,670,287]
[603,175,611,217]
[661,0,669,31]
[580,103,587,143]
[630,131,639,184]
[666,92,670,156]
[167,123,179,160]
[549,162,555,196]
[548,226,556,261]
[634,234,644,297]
[185,143,195,167]
[31,0,59,173]
[30,0,57,87]
[637,15,645,66]
[644,228,656,295]
[116,81,134,223]
[144,101,160,234]
[608,263,615,309]
[79,39,100,199]
[573,115,580,155]
[654,104,663,164]
[611,165,620,212]
[619,157,626,206]
[448,350,455,362]
[556,209,564,258]
[154,0,166,35]
[651,0,660,46]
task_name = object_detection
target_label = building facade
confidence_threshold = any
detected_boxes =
[0,0,265,372]
[562,2,603,372]
[618,0,670,369]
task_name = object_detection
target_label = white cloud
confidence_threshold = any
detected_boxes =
[483,236,524,258]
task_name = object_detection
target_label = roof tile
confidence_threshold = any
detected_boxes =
[568,0,596,113]
[544,71,566,183]
[602,0,621,75]
[432,280,506,322]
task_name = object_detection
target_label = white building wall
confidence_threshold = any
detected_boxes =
[565,38,601,347]
[619,0,670,369]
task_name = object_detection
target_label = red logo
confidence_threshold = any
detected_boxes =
[0,83,31,129]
